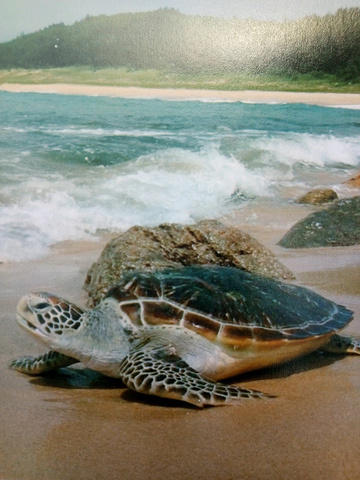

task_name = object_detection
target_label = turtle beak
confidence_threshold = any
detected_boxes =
[16,296,31,324]
[16,296,43,337]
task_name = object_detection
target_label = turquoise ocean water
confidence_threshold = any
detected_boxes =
[1,91,360,262]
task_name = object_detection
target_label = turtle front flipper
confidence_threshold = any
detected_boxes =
[322,334,360,355]
[118,346,274,407]
[9,350,78,375]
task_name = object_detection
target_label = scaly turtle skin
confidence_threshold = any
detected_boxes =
[9,266,359,407]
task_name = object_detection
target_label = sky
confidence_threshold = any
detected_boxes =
[1,0,360,43]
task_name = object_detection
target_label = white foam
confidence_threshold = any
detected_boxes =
[252,133,360,169]
[1,132,359,263]
[326,104,360,110]
[1,125,177,139]
[103,147,274,221]
[0,146,276,262]
[45,127,177,138]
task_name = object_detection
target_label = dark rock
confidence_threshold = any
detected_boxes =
[278,196,360,249]
[85,219,294,305]
[296,189,338,205]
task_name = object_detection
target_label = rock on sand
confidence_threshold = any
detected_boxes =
[85,219,294,305]
[279,196,360,248]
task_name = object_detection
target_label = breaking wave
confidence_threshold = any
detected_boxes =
[1,92,359,262]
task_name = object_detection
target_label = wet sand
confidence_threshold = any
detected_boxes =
[1,82,360,106]
[1,204,360,480]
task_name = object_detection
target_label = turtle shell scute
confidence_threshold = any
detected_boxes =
[105,266,353,341]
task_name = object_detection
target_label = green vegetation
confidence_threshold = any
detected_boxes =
[0,67,359,93]
[0,8,359,90]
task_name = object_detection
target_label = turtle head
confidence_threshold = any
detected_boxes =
[16,293,131,374]
[16,292,86,348]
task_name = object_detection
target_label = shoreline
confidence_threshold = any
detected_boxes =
[1,85,360,479]
[1,214,360,480]
[2,82,360,106]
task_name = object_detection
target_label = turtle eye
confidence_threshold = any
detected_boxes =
[34,302,51,311]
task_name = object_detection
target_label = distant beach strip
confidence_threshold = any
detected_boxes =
[1,83,360,107]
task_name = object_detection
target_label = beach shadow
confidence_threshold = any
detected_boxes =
[233,350,346,384]
[28,351,346,400]
[29,367,198,408]
[120,389,198,409]
[120,352,345,408]
[29,367,123,390]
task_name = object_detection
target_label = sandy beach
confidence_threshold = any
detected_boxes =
[1,202,360,480]
[2,82,360,106]
[1,84,360,479]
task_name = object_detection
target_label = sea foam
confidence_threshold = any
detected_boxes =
[1,93,359,262]
[0,146,275,262]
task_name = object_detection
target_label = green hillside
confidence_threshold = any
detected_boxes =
[0,8,359,82]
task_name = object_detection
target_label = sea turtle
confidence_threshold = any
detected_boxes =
[10,266,359,407]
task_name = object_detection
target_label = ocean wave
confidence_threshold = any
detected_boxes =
[1,94,360,263]
[326,104,360,110]
[1,125,179,139]
[270,136,357,169]
[46,127,182,138]
[224,133,360,170]
[0,145,277,262]
[1,132,360,263]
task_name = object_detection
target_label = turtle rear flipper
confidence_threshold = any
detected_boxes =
[9,350,78,375]
[119,346,274,407]
[322,334,360,355]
